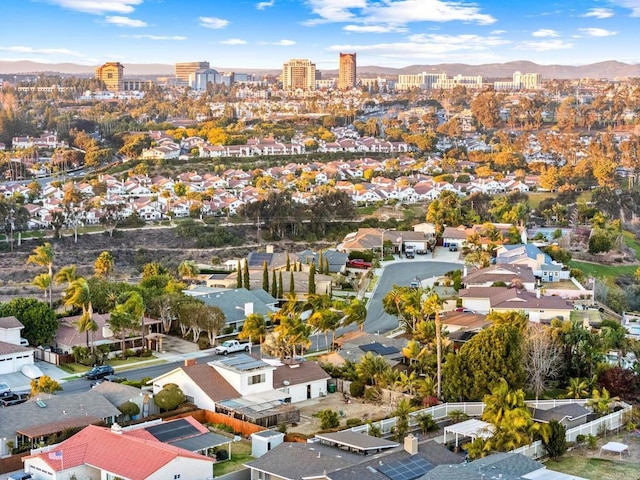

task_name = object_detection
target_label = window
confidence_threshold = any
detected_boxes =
[249,374,265,385]
[258,472,271,480]
[174,475,181,479]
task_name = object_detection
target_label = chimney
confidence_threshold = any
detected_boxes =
[244,302,254,315]
[185,358,197,367]
[404,434,418,455]
[536,288,541,299]
[266,245,274,254]
[463,265,468,277]
[111,423,123,435]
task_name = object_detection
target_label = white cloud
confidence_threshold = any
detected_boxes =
[220,38,247,45]
[305,0,496,27]
[518,39,573,51]
[491,29,507,35]
[256,0,274,9]
[105,16,147,27]
[121,34,186,40]
[343,24,407,33]
[260,39,296,46]
[0,45,85,56]
[199,16,229,29]
[582,8,614,18]
[532,29,559,37]
[578,27,617,37]
[44,0,142,15]
[610,1,640,17]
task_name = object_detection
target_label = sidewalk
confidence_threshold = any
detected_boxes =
[0,337,216,392]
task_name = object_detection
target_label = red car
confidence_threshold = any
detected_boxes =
[347,259,372,269]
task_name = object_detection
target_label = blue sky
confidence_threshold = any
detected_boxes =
[1,0,639,69]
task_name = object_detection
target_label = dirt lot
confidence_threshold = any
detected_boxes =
[290,392,395,436]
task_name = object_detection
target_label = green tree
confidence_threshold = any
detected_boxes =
[243,260,250,290]
[0,297,57,346]
[315,409,340,430]
[118,401,140,420]
[566,377,589,399]
[262,261,269,291]
[356,351,390,386]
[54,264,77,288]
[308,265,316,294]
[177,260,199,284]
[271,270,277,298]
[543,420,567,460]
[588,232,612,254]
[239,313,267,355]
[32,273,51,305]
[392,398,413,442]
[94,251,115,279]
[236,260,242,288]
[586,387,619,417]
[154,383,186,411]
[27,242,55,307]
[289,270,295,296]
[278,271,283,299]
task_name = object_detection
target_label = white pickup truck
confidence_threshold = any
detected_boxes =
[214,340,252,355]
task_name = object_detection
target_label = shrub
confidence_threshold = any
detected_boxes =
[197,337,211,350]
[350,380,366,398]
[154,383,186,411]
[277,423,288,433]
[118,401,140,419]
[314,409,340,430]
[210,423,235,434]
[575,434,586,445]
[346,418,363,427]
[586,434,597,450]
[222,326,234,335]
[364,386,382,403]
[542,420,567,460]
[123,348,135,359]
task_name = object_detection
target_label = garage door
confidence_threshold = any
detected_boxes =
[0,356,14,374]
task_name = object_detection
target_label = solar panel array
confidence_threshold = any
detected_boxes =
[147,419,199,442]
[248,252,273,268]
[378,456,433,480]
[360,342,400,355]
[216,354,268,371]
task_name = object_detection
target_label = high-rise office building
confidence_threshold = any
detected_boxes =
[175,61,210,83]
[282,59,316,91]
[95,62,124,91]
[338,53,356,90]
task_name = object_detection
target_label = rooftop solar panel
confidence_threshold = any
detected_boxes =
[378,456,433,480]
[147,419,199,442]
[248,253,273,268]
[359,343,400,356]
[216,354,268,371]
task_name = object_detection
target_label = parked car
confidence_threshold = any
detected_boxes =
[448,245,458,252]
[214,340,252,355]
[91,374,126,388]
[85,365,115,380]
[7,471,32,480]
[0,382,11,395]
[455,307,476,313]
[347,258,372,269]
[21,364,44,380]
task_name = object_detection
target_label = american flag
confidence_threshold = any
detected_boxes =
[48,451,62,460]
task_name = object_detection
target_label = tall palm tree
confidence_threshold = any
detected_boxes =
[566,377,589,399]
[74,303,98,353]
[356,351,390,387]
[54,264,77,287]
[177,260,200,285]
[586,387,619,417]
[342,299,367,331]
[65,278,97,353]
[27,242,54,307]
[422,292,444,398]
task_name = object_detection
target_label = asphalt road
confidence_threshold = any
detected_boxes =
[363,260,461,334]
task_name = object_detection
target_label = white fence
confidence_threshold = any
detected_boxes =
[347,399,632,461]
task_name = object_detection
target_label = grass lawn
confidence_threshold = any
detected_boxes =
[568,260,637,279]
[623,230,640,260]
[545,456,640,480]
[528,191,592,211]
[59,355,162,376]
[213,439,253,476]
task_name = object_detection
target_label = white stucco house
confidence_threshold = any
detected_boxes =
[0,316,34,375]
[151,354,329,416]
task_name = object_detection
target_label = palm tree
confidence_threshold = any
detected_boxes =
[566,377,589,399]
[356,351,389,387]
[65,278,97,353]
[94,251,115,279]
[177,260,200,285]
[54,264,77,287]
[32,273,51,304]
[422,292,444,398]
[392,398,413,442]
[342,298,367,331]
[27,242,54,307]
[586,387,619,417]
[239,313,267,357]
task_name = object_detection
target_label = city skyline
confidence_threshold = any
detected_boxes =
[1,0,640,70]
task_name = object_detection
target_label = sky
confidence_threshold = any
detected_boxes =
[1,0,640,70]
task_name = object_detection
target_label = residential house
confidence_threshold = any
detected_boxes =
[421,452,587,480]
[22,424,215,480]
[183,287,278,332]
[530,403,592,430]
[495,244,570,282]
[462,264,537,291]
[458,287,573,321]
[0,316,34,374]
[322,331,406,368]
[152,354,328,426]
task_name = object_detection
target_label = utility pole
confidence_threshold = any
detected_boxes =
[256,216,261,244]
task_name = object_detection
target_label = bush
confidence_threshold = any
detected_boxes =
[364,386,382,403]
[123,348,135,359]
[222,326,234,335]
[586,434,597,450]
[346,418,363,427]
[210,423,235,434]
[314,409,340,430]
[154,383,186,411]
[575,434,586,445]
[197,337,211,350]
[350,380,366,398]
[118,401,140,418]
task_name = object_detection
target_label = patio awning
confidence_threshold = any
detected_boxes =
[168,432,231,452]
[443,419,493,447]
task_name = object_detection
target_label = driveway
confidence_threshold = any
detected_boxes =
[363,251,463,334]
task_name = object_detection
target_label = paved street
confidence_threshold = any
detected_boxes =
[364,251,462,334]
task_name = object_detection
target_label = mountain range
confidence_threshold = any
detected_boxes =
[1,60,639,80]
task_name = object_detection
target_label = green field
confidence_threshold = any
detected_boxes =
[568,260,637,279]
[545,456,640,480]
[527,191,592,211]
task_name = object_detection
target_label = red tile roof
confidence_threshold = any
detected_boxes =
[26,425,214,479]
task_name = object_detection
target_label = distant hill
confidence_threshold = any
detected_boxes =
[1,59,639,80]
